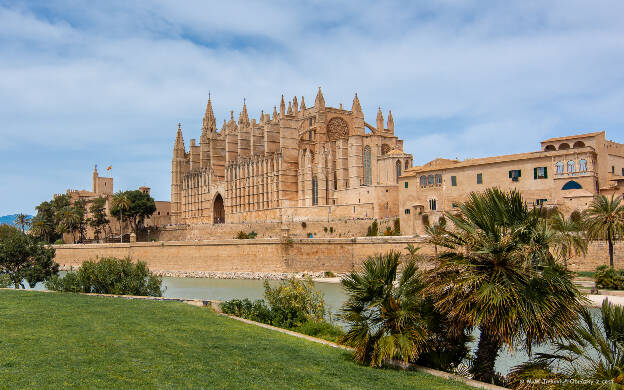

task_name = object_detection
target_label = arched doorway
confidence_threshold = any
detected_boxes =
[213,194,225,224]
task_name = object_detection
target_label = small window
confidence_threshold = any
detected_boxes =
[451,176,457,186]
[419,175,427,187]
[404,209,411,215]
[404,181,408,188]
[434,174,442,186]
[157,211,161,215]
[308,131,313,141]
[477,173,483,184]
[536,199,547,206]
[534,167,548,179]
[429,199,437,211]
[612,166,616,173]
[509,169,521,181]
[427,175,434,186]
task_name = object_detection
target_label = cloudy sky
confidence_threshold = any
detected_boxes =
[1,1,623,215]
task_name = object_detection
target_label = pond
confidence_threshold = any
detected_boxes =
[24,275,599,376]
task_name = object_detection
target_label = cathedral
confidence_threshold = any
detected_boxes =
[171,88,412,225]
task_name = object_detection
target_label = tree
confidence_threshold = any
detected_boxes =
[14,213,31,233]
[425,188,586,383]
[0,225,59,288]
[549,210,588,269]
[88,197,109,241]
[583,194,624,268]
[73,199,88,243]
[424,216,446,257]
[110,190,156,238]
[56,206,81,244]
[111,192,130,243]
[31,201,56,243]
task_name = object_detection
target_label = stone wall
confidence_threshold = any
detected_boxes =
[53,237,432,273]
[53,237,619,274]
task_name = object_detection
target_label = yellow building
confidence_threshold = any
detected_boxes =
[399,131,624,235]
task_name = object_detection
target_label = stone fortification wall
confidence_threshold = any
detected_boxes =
[53,237,431,274]
[53,237,619,274]
[156,218,400,241]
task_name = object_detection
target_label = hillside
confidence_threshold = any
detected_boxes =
[0,214,33,228]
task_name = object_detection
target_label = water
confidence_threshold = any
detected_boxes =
[20,275,600,376]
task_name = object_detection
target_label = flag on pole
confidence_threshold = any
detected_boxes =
[107,166,112,171]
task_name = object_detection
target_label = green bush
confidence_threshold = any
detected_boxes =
[329,226,334,234]
[45,257,163,296]
[595,265,624,290]
[264,277,325,328]
[323,271,335,278]
[294,320,344,343]
[393,218,400,235]
[0,274,11,288]
[220,298,272,323]
[366,220,378,236]
[54,239,65,245]
[235,231,257,239]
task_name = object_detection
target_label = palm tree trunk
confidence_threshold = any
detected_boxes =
[472,325,501,383]
[609,234,614,269]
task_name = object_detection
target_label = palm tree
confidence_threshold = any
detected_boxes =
[510,299,624,387]
[340,251,429,367]
[424,216,446,257]
[30,217,54,243]
[56,207,81,243]
[549,211,588,269]
[425,188,586,383]
[584,194,624,268]
[111,192,130,243]
[14,213,31,233]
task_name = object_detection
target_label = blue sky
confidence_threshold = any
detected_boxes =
[1,0,623,215]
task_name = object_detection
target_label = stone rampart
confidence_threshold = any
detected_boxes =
[53,238,621,273]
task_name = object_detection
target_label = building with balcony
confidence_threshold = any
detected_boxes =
[399,131,624,235]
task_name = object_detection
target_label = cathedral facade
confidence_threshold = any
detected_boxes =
[171,89,412,225]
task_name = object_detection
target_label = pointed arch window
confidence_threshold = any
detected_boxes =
[420,175,427,187]
[363,146,372,186]
[312,176,318,205]
[555,162,564,174]
[567,160,575,173]
[579,159,587,172]
[395,160,402,183]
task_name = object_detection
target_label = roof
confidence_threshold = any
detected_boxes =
[541,131,604,143]
[385,149,407,156]
[402,147,596,177]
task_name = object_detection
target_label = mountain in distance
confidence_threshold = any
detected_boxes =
[0,214,33,229]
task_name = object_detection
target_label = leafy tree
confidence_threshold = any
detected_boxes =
[425,188,586,383]
[46,257,162,296]
[111,192,130,242]
[110,190,156,237]
[0,225,59,288]
[584,194,624,268]
[73,199,88,243]
[88,197,109,241]
[56,206,81,243]
[263,277,325,328]
[549,210,588,269]
[341,251,468,368]
[31,194,72,243]
[14,213,31,233]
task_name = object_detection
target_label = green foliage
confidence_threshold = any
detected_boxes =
[366,220,378,236]
[235,231,257,239]
[340,250,469,369]
[0,273,11,288]
[220,298,272,323]
[425,188,586,383]
[264,277,325,328]
[595,265,624,290]
[329,226,334,234]
[31,194,71,243]
[324,271,335,278]
[294,320,345,343]
[54,238,65,245]
[549,210,587,268]
[323,226,328,233]
[110,190,157,235]
[393,218,401,235]
[511,299,624,388]
[88,196,109,241]
[14,213,31,233]
[0,290,467,389]
[383,226,393,236]
[0,225,59,288]
[45,257,163,297]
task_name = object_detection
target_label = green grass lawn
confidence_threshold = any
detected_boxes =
[0,290,470,389]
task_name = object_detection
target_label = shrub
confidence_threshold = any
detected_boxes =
[247,231,257,239]
[0,274,11,288]
[264,277,325,328]
[383,226,394,236]
[393,218,401,235]
[220,298,272,323]
[324,271,335,278]
[54,239,65,245]
[323,226,328,233]
[421,214,430,226]
[595,265,624,290]
[236,231,248,239]
[295,320,344,343]
[329,226,334,234]
[45,257,163,296]
[366,220,378,236]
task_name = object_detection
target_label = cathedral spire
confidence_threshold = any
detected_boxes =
[174,122,185,158]
[387,110,394,132]
[315,87,325,108]
[273,105,278,119]
[293,96,298,114]
[300,96,306,111]
[280,95,286,116]
[376,107,384,131]
[351,93,362,116]
[287,101,293,115]
[238,99,249,127]
[202,96,216,134]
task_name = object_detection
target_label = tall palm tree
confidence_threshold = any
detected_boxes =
[425,188,586,383]
[111,192,130,243]
[14,213,31,233]
[549,211,588,269]
[30,218,53,243]
[584,194,624,268]
[424,216,446,257]
[56,206,80,243]
[340,251,429,367]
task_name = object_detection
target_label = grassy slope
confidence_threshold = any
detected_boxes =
[0,290,469,389]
